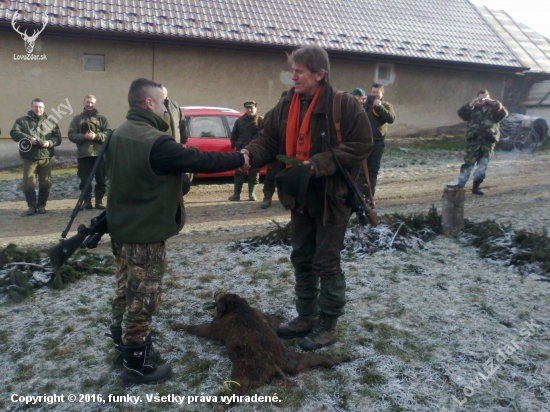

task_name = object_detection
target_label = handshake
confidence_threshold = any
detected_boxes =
[239,149,251,172]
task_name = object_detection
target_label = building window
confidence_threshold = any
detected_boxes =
[83,54,105,72]
[374,63,394,85]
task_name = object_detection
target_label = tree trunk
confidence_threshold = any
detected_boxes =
[442,187,465,235]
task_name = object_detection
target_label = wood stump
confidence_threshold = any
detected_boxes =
[442,186,465,235]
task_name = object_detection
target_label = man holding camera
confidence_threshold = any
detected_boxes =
[356,84,395,198]
[456,89,508,195]
[10,98,62,215]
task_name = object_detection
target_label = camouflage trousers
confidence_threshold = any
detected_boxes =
[111,240,167,345]
[458,138,496,186]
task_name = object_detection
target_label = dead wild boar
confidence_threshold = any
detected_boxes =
[170,292,355,398]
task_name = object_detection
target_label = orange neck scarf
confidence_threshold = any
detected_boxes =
[285,86,322,163]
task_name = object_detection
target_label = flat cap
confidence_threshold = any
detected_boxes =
[244,100,257,107]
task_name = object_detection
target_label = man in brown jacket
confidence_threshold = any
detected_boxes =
[242,45,373,350]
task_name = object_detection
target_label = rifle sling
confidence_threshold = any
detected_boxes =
[332,91,375,207]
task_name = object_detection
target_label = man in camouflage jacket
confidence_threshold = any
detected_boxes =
[243,46,372,351]
[456,89,508,195]
[68,95,112,209]
[10,98,62,215]
[228,100,264,201]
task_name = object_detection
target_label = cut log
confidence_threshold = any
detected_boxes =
[442,186,465,235]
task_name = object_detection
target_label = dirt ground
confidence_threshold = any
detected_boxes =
[0,144,549,249]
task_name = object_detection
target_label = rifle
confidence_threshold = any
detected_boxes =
[321,125,378,227]
[49,130,114,269]
[50,211,108,269]
[361,160,376,207]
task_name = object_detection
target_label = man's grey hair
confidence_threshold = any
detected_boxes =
[128,78,162,107]
[288,45,330,83]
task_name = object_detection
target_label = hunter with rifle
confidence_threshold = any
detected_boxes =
[52,78,249,385]
[241,45,373,351]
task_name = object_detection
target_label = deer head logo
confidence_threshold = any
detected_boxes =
[12,11,48,54]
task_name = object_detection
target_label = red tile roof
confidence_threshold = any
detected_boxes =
[0,0,525,70]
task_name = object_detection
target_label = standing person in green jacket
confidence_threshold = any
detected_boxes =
[106,78,248,385]
[161,85,188,146]
[68,95,112,210]
[356,84,396,197]
[456,89,508,195]
[228,101,264,201]
[10,98,62,215]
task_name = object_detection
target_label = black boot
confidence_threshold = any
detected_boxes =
[95,196,106,210]
[228,182,243,201]
[37,190,50,214]
[120,339,172,384]
[105,326,123,365]
[298,312,338,351]
[24,191,37,216]
[106,327,161,367]
[277,315,319,338]
[81,192,93,210]
[472,179,484,196]
[260,193,272,209]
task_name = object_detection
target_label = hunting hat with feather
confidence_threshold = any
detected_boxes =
[80,121,98,134]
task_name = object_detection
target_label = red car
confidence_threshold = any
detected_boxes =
[182,106,267,179]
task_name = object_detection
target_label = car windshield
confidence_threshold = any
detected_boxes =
[188,116,226,138]
[226,116,238,132]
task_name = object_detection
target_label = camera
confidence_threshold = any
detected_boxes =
[366,94,376,103]
[478,97,487,103]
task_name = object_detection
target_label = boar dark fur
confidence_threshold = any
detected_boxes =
[170,292,354,395]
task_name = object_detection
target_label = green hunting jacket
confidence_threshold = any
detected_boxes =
[68,108,112,158]
[10,111,62,160]
[106,107,183,244]
[458,101,508,143]
[230,114,264,151]
[163,98,188,144]
[245,83,373,226]
[362,100,396,140]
